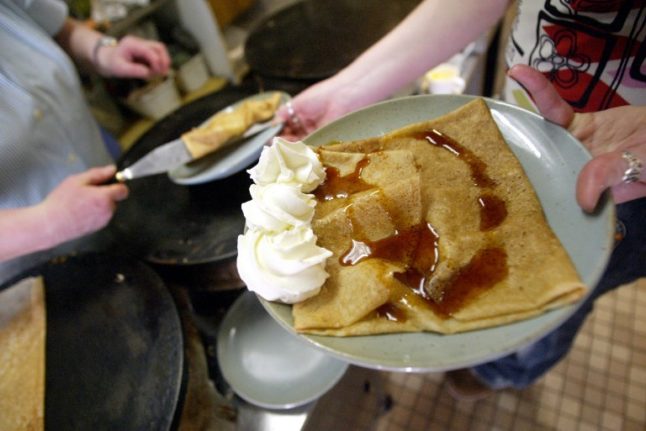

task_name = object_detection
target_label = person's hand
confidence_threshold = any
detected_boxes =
[96,35,171,79]
[509,64,646,212]
[276,79,360,140]
[40,165,128,245]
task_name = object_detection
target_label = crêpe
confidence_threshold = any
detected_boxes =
[0,277,46,430]
[292,98,586,335]
[182,92,282,159]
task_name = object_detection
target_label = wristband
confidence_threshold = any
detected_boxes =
[92,36,118,66]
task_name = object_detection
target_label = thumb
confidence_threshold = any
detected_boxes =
[507,64,575,128]
[77,165,118,185]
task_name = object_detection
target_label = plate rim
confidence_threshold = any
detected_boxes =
[258,93,616,372]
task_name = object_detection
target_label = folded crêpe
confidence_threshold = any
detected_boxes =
[293,98,586,335]
[0,277,46,431]
[182,92,282,159]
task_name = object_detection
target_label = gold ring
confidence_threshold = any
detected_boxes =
[621,151,643,183]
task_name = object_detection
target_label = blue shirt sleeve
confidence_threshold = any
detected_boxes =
[15,0,68,35]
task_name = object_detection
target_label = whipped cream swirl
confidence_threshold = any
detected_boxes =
[237,138,331,304]
[249,137,325,192]
[242,183,316,232]
[237,227,332,303]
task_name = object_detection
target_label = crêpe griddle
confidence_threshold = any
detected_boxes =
[1,253,185,431]
[109,84,260,265]
[244,0,422,80]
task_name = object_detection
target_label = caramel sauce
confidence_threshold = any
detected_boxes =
[342,222,441,321]
[383,246,508,318]
[410,129,507,231]
[313,128,511,319]
[314,157,372,202]
[376,303,408,322]
[412,129,495,188]
[429,247,508,316]
[478,193,508,231]
[340,223,436,268]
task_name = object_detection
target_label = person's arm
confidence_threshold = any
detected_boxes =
[280,0,511,137]
[0,166,128,262]
[336,0,511,106]
[508,64,646,211]
[0,206,58,262]
[53,18,170,79]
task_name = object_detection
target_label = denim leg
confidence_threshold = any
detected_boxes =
[472,197,646,390]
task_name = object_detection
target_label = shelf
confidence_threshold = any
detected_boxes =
[106,0,172,37]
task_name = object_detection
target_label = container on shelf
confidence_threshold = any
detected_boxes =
[125,73,181,120]
[176,53,210,94]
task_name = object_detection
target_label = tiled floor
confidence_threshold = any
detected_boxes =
[303,278,646,431]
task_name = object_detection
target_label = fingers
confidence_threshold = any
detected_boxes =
[274,109,298,140]
[277,101,310,139]
[507,64,575,127]
[104,183,129,202]
[143,41,171,75]
[73,165,129,201]
[75,165,117,183]
[275,104,291,124]
[114,62,152,79]
[612,181,646,205]
[577,147,646,212]
[112,36,171,79]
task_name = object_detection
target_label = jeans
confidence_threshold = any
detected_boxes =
[473,197,646,390]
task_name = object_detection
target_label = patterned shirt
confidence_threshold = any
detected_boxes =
[504,0,646,112]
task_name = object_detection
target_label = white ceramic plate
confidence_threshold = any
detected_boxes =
[259,94,616,372]
[217,291,348,409]
[169,91,290,185]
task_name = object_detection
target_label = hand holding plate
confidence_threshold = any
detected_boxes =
[508,64,646,211]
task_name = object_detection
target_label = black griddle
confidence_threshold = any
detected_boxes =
[244,0,422,80]
[1,253,185,431]
[108,76,311,267]
[109,84,261,265]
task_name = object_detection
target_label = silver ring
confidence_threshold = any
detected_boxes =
[621,151,643,183]
[285,100,303,129]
